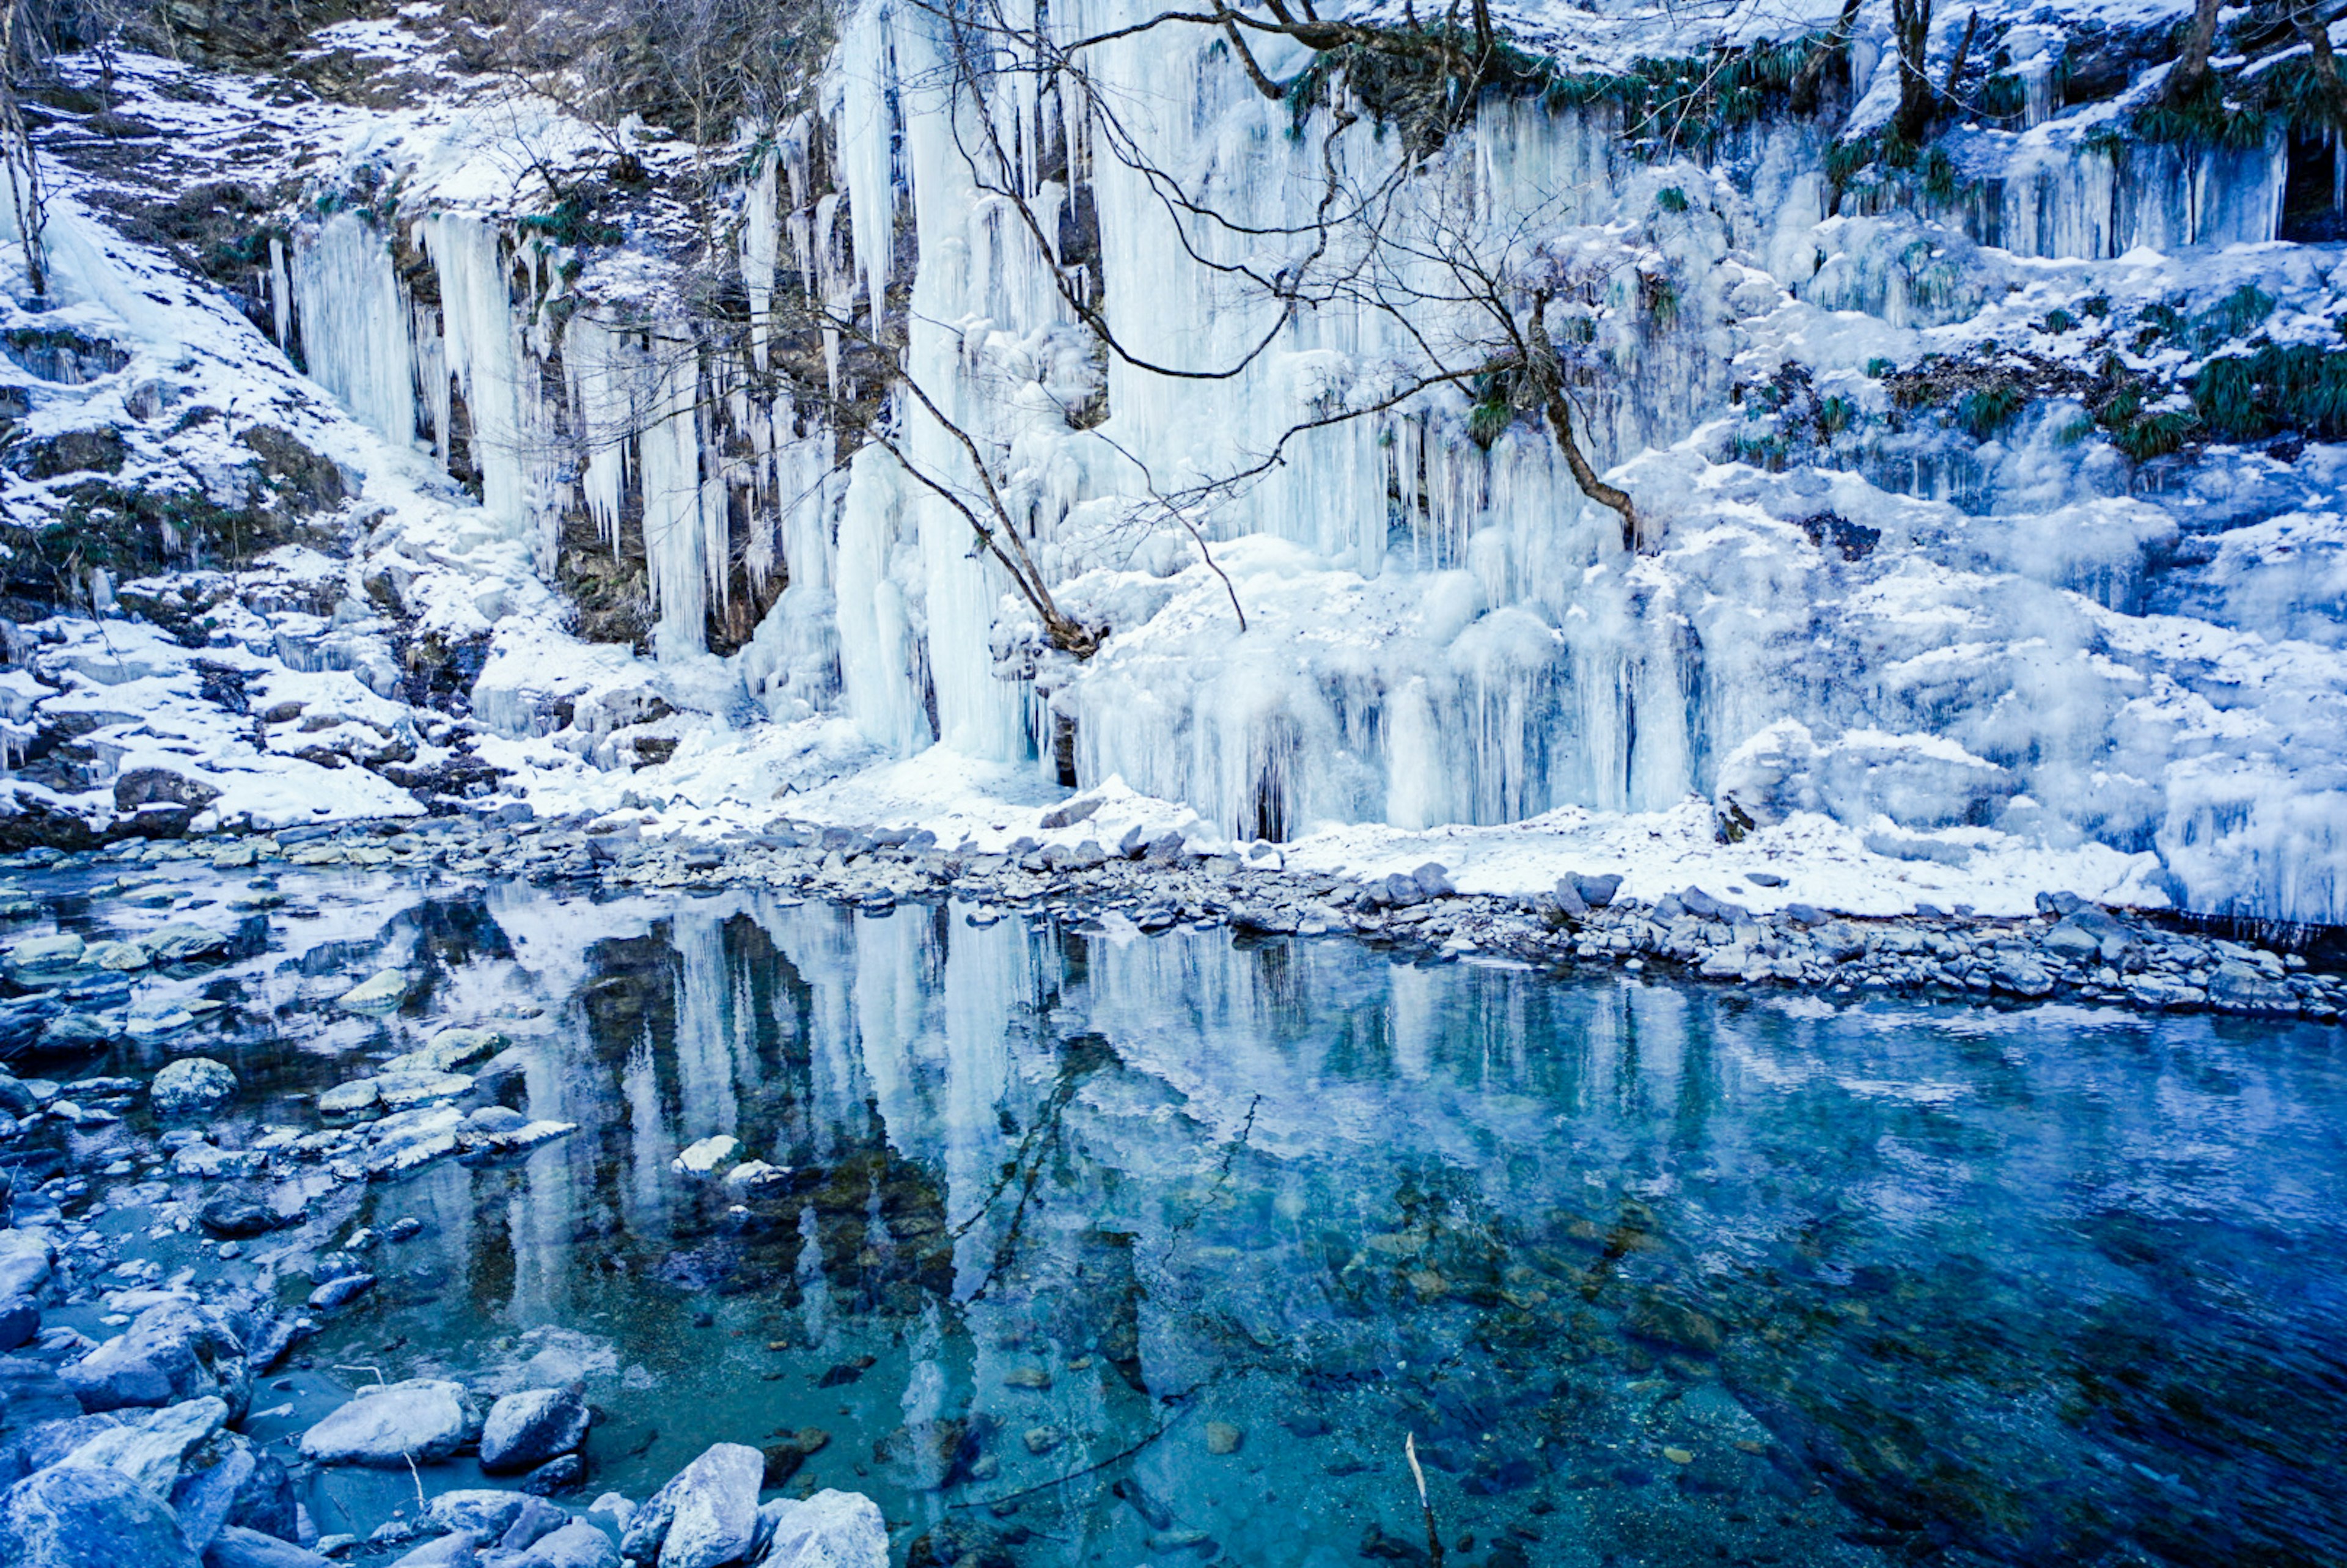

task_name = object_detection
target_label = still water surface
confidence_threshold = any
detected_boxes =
[34,870,2347,1567]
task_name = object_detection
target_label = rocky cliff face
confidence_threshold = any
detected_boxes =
[0,0,2342,924]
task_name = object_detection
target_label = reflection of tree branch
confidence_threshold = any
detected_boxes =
[946,1387,1203,1513]
[1157,1092,1262,1266]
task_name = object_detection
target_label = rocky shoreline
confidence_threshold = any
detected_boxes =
[3,812,2336,1024]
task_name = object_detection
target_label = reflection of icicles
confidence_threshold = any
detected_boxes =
[672,914,744,1142]
[622,1024,670,1233]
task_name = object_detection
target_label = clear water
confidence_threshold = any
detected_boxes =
[23,868,2347,1567]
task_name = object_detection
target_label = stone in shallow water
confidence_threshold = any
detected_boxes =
[299,1378,476,1466]
[0,1461,200,1568]
[143,924,230,964]
[671,1135,739,1175]
[1204,1421,1243,1455]
[520,1453,586,1496]
[152,1057,237,1115]
[374,1070,473,1109]
[387,1532,478,1568]
[315,1079,380,1115]
[307,1273,376,1311]
[336,970,411,1013]
[480,1385,590,1475]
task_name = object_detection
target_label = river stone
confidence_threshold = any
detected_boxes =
[0,1229,51,1298]
[88,940,150,970]
[336,970,411,1012]
[426,1490,532,1537]
[153,1057,238,1114]
[197,1195,279,1239]
[62,1394,228,1496]
[362,1106,465,1176]
[375,1071,472,1110]
[204,1525,332,1568]
[315,1079,380,1115]
[753,1490,887,1568]
[171,1431,293,1548]
[480,1385,590,1474]
[307,1273,376,1311]
[672,1135,738,1175]
[625,1441,764,1568]
[6,934,84,978]
[299,1378,476,1465]
[61,1299,251,1417]
[0,1460,200,1568]
[520,1453,586,1495]
[388,1531,479,1568]
[2209,961,2297,1016]
[517,1520,617,1568]
[0,1292,37,1350]
[144,924,230,964]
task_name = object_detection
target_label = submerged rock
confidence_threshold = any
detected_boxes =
[336,970,412,1013]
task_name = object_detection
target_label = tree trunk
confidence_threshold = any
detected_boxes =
[1891,0,1937,145]
[2168,0,2222,103]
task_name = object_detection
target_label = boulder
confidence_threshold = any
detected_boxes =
[2209,961,2297,1016]
[0,1230,51,1298]
[204,1525,332,1568]
[387,1532,479,1568]
[1409,862,1454,898]
[172,1432,296,1548]
[361,1107,465,1177]
[0,1355,80,1435]
[61,1299,251,1418]
[623,1442,765,1568]
[1566,871,1622,908]
[299,1378,476,1466]
[480,1385,590,1475]
[59,1393,227,1496]
[425,1491,535,1538]
[6,935,84,978]
[518,1521,618,1568]
[754,1491,888,1568]
[152,1058,238,1115]
[0,1293,38,1351]
[0,1460,201,1568]
[497,1495,569,1551]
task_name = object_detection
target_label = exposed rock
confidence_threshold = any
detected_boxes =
[61,1299,251,1418]
[336,969,411,1012]
[116,768,222,817]
[516,1521,617,1568]
[670,1135,738,1175]
[387,1532,479,1568]
[197,1196,281,1240]
[0,1294,39,1351]
[0,1460,200,1568]
[299,1378,476,1466]
[479,1385,590,1475]
[622,1442,764,1568]
[144,925,234,964]
[306,1274,375,1311]
[2209,961,2297,1016]
[519,1453,585,1495]
[752,1490,887,1568]
[172,1431,295,1548]
[61,1394,229,1496]
[152,1057,239,1114]
[0,1231,52,1299]
[204,1525,333,1568]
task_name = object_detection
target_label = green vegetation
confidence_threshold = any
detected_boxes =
[2191,344,2347,441]
[518,193,625,249]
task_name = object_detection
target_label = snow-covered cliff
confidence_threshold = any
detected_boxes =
[2,0,2343,924]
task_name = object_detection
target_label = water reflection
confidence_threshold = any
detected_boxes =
[42,873,2347,1567]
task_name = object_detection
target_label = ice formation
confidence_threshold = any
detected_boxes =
[4,0,2345,924]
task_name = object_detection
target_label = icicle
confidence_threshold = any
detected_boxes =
[292,213,414,444]
[268,236,291,350]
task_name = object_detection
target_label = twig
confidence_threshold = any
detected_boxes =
[1407,1432,1445,1567]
